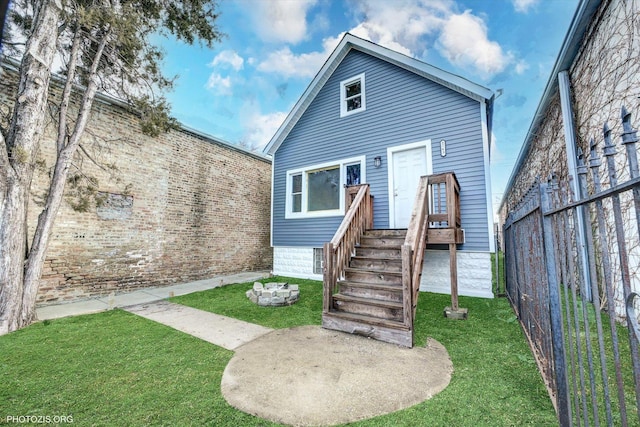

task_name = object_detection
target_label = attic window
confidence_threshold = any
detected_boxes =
[340,73,366,117]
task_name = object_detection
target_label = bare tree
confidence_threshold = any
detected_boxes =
[0,0,223,334]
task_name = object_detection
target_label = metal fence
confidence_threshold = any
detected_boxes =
[503,107,640,426]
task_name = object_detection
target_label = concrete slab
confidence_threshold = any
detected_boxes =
[36,299,109,320]
[35,271,270,321]
[222,326,453,426]
[109,290,161,307]
[124,301,273,350]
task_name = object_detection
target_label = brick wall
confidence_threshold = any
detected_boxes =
[1,64,273,304]
[500,0,640,218]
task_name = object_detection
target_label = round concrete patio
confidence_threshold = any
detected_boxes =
[221,325,453,426]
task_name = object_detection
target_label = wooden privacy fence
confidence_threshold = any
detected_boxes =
[503,107,640,426]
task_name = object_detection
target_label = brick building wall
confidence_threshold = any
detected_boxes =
[500,0,639,219]
[1,64,273,304]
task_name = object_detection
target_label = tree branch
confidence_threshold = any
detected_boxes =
[0,129,12,183]
[64,27,112,154]
[78,143,109,172]
[55,25,82,153]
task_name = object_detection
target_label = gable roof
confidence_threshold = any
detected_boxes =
[264,33,494,155]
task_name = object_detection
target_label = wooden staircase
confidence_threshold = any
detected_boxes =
[323,229,411,347]
[322,173,462,347]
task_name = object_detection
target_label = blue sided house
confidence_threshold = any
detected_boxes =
[264,33,495,346]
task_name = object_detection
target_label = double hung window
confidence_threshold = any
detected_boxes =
[286,156,365,218]
[340,73,366,117]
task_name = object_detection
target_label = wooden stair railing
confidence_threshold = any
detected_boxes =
[402,176,429,327]
[323,184,373,314]
[402,172,461,326]
[425,173,463,244]
[426,172,463,312]
[322,174,460,346]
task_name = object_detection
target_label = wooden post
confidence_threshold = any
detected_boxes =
[401,244,413,328]
[444,230,467,319]
[449,242,458,310]
[322,242,333,314]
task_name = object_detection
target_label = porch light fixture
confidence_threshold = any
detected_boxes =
[374,156,382,168]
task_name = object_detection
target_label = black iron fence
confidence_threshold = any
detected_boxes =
[503,107,640,426]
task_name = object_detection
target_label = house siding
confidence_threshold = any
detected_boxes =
[272,49,490,251]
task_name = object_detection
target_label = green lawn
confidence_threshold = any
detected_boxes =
[0,276,558,426]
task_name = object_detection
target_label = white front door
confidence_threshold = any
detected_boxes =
[388,141,432,228]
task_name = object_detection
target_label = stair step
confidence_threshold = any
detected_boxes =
[354,246,401,259]
[337,280,403,302]
[350,256,402,272]
[323,311,407,330]
[359,236,404,248]
[322,311,412,347]
[321,228,413,346]
[332,293,404,322]
[344,267,402,285]
[364,229,408,238]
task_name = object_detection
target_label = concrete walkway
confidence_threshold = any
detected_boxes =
[124,300,273,350]
[36,271,270,321]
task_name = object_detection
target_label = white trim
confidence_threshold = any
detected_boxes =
[264,33,493,156]
[340,73,366,117]
[387,140,433,228]
[480,103,495,253]
[285,155,366,219]
[270,154,276,247]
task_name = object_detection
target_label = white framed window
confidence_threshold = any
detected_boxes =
[285,156,366,219]
[291,173,302,213]
[340,73,366,117]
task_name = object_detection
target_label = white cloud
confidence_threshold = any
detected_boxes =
[254,0,449,78]
[206,73,233,96]
[206,50,244,96]
[242,0,318,44]
[349,22,413,57]
[515,59,529,75]
[512,0,539,13]
[241,109,288,150]
[211,50,244,71]
[348,0,448,56]
[257,35,341,79]
[255,0,514,80]
[257,47,326,79]
[437,10,513,77]
[351,0,517,78]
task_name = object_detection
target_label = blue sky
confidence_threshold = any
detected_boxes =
[159,0,580,214]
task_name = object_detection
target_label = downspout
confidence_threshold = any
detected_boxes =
[558,70,592,300]
[482,96,495,254]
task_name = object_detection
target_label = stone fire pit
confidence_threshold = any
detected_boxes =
[246,282,300,307]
